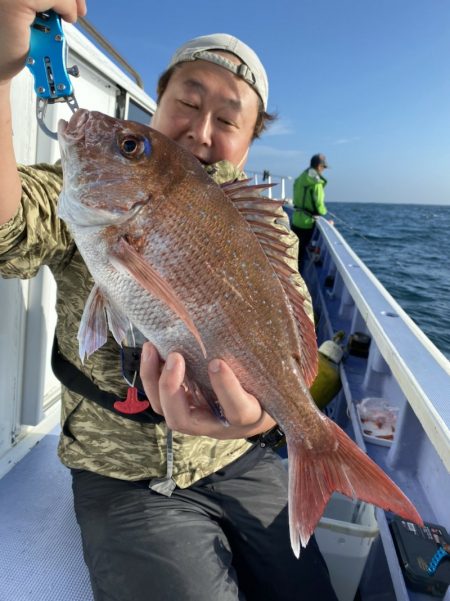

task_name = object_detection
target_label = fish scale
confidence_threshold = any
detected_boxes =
[58,109,423,557]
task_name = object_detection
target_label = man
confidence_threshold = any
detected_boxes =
[0,2,337,599]
[292,153,329,268]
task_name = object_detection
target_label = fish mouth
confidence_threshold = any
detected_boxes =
[57,108,90,142]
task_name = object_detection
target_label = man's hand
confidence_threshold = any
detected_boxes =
[0,0,86,224]
[140,342,276,439]
[0,0,87,84]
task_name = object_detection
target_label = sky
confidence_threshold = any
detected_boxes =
[77,0,450,205]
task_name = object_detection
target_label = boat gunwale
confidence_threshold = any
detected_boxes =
[314,217,450,471]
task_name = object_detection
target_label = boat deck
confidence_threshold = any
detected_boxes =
[0,429,93,601]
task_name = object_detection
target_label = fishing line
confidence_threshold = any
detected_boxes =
[327,211,403,269]
[328,211,373,244]
[123,321,137,388]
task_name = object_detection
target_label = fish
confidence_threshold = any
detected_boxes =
[57,109,423,557]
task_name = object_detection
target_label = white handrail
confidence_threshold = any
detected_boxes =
[246,170,293,200]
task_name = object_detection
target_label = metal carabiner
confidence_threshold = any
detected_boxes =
[26,10,80,140]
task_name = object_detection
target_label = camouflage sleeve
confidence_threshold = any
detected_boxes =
[283,227,314,322]
[208,160,314,322]
[0,162,74,279]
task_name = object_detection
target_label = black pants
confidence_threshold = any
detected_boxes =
[291,224,315,271]
[72,446,337,601]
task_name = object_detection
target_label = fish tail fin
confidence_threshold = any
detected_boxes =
[287,417,423,558]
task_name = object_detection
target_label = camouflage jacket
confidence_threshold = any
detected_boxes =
[0,160,312,487]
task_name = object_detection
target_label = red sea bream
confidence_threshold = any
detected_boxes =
[57,109,423,556]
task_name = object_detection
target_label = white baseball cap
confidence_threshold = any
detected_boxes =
[168,33,269,110]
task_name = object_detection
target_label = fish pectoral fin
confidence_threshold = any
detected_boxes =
[110,238,206,358]
[78,284,109,361]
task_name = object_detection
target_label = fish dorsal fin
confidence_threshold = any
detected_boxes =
[222,181,318,386]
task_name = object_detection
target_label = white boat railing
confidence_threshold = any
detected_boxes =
[245,169,293,201]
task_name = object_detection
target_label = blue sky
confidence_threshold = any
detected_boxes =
[79,0,450,205]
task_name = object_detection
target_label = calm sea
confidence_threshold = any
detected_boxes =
[325,203,450,360]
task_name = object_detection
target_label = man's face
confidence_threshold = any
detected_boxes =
[151,56,259,169]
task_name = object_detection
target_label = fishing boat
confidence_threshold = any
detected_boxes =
[1,17,449,601]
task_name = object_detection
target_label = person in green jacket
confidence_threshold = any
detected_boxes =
[292,153,329,268]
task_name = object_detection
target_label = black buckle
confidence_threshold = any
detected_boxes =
[248,426,286,449]
[121,346,145,393]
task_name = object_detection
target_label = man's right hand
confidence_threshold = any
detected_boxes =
[0,1,86,224]
[0,0,87,85]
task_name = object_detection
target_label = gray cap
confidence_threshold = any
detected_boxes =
[168,33,269,110]
[310,154,329,169]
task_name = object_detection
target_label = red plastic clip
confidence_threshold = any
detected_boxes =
[114,387,150,415]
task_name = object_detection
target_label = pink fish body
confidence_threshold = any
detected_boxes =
[58,110,422,556]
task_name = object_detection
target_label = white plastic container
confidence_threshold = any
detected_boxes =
[315,493,379,601]
[356,397,399,447]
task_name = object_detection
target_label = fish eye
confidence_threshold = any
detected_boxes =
[118,135,151,159]
[122,139,138,153]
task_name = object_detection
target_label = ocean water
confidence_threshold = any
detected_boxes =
[326,202,450,360]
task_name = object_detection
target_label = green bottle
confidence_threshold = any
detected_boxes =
[310,332,344,410]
